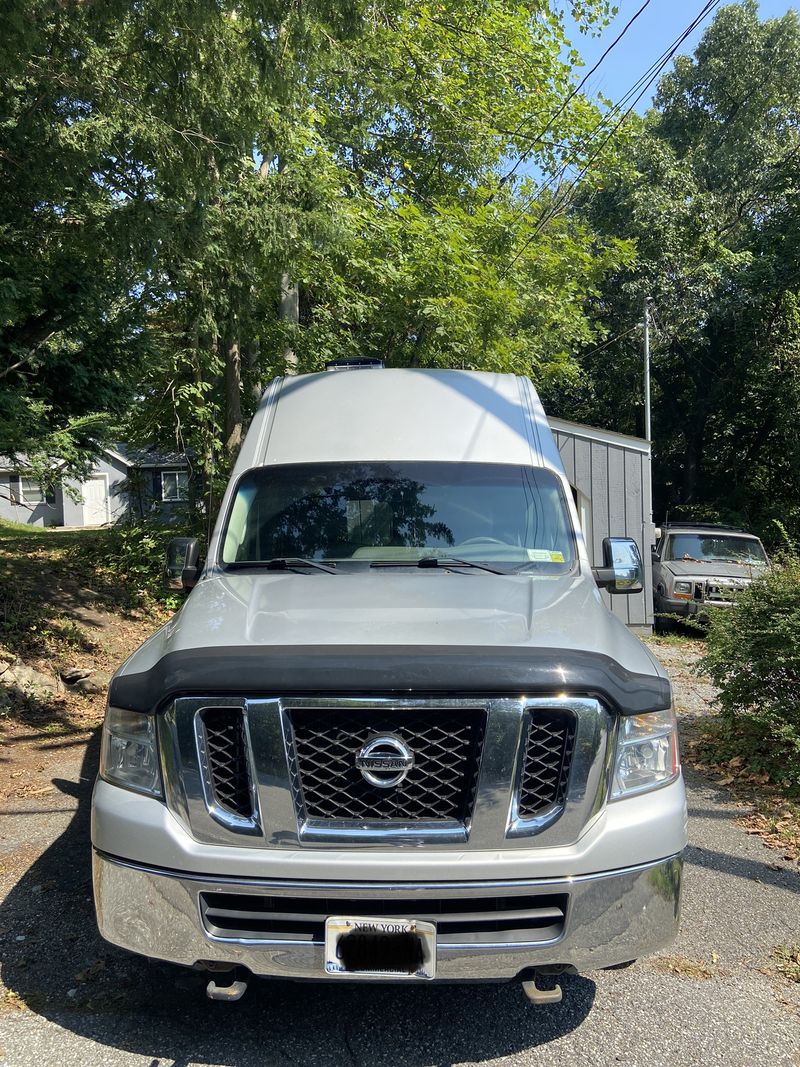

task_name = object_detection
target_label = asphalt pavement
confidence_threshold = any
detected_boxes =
[1,680,799,1066]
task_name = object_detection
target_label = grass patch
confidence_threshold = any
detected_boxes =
[0,520,170,733]
[649,631,705,649]
[774,944,800,984]
[652,954,717,980]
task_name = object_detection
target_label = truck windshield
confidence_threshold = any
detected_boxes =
[221,462,576,571]
[666,533,767,565]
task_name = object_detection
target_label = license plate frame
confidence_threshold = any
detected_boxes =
[324,915,437,980]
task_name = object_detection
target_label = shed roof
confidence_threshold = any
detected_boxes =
[548,416,650,455]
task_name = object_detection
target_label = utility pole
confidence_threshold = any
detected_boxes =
[643,295,652,442]
[643,296,654,539]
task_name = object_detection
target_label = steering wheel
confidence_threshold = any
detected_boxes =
[459,537,508,546]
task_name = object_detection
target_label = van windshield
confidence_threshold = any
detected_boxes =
[221,462,575,571]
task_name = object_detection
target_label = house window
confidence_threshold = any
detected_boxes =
[20,477,46,504]
[161,470,188,502]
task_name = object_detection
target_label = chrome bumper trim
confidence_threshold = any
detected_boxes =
[93,850,682,979]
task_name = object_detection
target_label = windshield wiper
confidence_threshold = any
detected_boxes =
[417,556,504,574]
[369,556,504,574]
[227,557,337,574]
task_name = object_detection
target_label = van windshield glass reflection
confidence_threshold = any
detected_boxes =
[221,462,575,572]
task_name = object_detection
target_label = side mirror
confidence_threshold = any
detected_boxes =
[593,537,644,595]
[164,537,202,592]
[651,545,660,562]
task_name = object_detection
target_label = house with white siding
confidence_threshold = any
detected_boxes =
[0,446,193,528]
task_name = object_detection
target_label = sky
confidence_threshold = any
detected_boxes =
[562,0,795,112]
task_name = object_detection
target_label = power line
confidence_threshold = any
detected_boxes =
[529,0,721,221]
[499,0,723,277]
[492,0,654,198]
[510,0,723,230]
[579,323,641,360]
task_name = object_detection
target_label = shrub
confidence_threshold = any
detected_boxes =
[700,558,800,792]
[86,522,202,607]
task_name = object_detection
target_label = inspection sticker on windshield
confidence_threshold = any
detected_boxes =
[324,916,436,979]
[527,549,565,563]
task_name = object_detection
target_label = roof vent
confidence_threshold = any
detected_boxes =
[325,358,384,372]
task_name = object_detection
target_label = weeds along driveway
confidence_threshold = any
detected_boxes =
[1,634,799,1065]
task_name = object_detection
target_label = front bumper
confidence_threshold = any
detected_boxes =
[655,594,696,618]
[655,591,738,618]
[93,850,683,980]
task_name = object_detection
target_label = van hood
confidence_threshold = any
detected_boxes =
[109,570,670,715]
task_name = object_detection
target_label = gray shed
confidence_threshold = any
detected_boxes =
[548,417,655,632]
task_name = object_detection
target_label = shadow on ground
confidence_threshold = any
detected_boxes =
[0,734,597,1066]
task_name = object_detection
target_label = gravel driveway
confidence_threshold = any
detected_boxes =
[1,641,799,1067]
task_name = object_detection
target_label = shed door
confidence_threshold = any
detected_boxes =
[82,476,109,525]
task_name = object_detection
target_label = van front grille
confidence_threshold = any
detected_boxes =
[517,710,576,819]
[199,890,567,945]
[286,707,486,823]
[199,707,253,819]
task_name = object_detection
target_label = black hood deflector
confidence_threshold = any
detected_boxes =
[109,644,671,716]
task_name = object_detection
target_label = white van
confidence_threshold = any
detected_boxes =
[92,367,686,1003]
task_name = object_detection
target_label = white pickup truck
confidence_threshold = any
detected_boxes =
[92,366,686,1003]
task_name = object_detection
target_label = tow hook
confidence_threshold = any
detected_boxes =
[206,968,249,1002]
[522,975,563,1005]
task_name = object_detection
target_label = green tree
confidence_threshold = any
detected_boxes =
[119,0,629,480]
[1,0,625,507]
[566,2,800,540]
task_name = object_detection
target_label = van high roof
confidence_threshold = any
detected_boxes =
[241,369,564,474]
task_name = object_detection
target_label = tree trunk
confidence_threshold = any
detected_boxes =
[272,155,300,375]
[245,337,263,404]
[280,272,299,374]
[193,329,217,530]
[683,420,706,503]
[224,332,243,458]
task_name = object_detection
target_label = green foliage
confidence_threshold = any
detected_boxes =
[87,523,196,607]
[699,558,800,792]
[2,0,624,497]
[563,2,800,544]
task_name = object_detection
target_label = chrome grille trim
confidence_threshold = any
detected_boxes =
[282,698,489,845]
[158,695,611,850]
[198,888,568,946]
[194,705,261,834]
[506,698,610,840]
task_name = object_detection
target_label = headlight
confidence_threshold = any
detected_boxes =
[672,580,692,599]
[100,706,162,797]
[611,707,679,800]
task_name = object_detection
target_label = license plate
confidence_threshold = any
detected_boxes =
[324,916,436,979]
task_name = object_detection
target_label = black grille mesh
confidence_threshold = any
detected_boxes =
[201,707,253,818]
[517,710,576,819]
[288,708,485,822]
